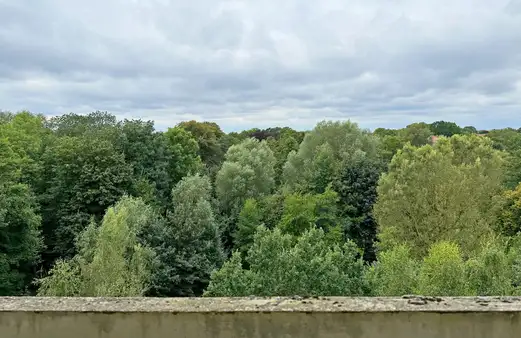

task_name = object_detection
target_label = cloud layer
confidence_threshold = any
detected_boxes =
[1,0,521,131]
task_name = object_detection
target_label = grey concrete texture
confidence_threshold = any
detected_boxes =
[1,296,521,337]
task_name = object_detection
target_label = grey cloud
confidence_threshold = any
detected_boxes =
[0,0,521,131]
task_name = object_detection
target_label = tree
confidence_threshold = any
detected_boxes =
[429,121,462,137]
[177,120,225,173]
[417,241,469,296]
[45,111,118,138]
[497,183,521,237]
[143,175,224,297]
[267,133,300,185]
[365,245,419,296]
[374,135,505,258]
[0,182,43,295]
[399,122,433,146]
[37,196,156,296]
[277,187,341,243]
[204,226,366,297]
[0,137,43,295]
[216,138,276,216]
[462,126,478,134]
[283,121,380,193]
[163,127,202,185]
[114,119,173,206]
[233,199,263,257]
[333,153,384,261]
[39,136,134,263]
[465,240,512,296]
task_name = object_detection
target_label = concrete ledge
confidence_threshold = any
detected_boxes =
[1,297,521,337]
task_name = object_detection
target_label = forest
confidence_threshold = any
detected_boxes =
[2,110,521,297]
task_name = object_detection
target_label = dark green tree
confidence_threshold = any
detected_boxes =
[143,175,224,297]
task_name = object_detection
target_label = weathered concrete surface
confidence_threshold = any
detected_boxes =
[1,296,521,337]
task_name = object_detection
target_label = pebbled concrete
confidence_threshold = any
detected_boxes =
[1,296,521,312]
[1,296,521,338]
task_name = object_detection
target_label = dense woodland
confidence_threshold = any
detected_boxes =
[3,110,521,297]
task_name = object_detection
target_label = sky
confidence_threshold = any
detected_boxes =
[1,0,521,132]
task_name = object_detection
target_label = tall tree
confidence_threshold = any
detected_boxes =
[177,120,225,174]
[0,138,43,295]
[333,153,384,261]
[163,127,202,186]
[283,121,380,194]
[216,138,276,216]
[143,175,224,297]
[374,135,505,258]
[39,136,133,263]
[37,196,156,296]
[205,226,366,297]
[429,121,463,137]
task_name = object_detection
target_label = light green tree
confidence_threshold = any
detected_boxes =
[465,239,513,296]
[37,196,156,296]
[233,199,263,257]
[374,135,504,258]
[417,241,470,296]
[216,138,276,214]
[205,226,366,297]
[283,120,380,193]
[365,245,419,296]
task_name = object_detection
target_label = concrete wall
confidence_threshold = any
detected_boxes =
[1,296,521,338]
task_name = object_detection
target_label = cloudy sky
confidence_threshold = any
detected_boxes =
[1,0,521,131]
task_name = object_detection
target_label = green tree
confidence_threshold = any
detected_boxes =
[177,120,225,174]
[417,241,469,296]
[143,175,224,297]
[277,188,340,242]
[163,127,202,185]
[333,153,384,261]
[365,245,419,296]
[0,182,43,295]
[429,121,463,137]
[399,122,433,147]
[216,138,276,215]
[205,226,366,297]
[283,121,380,193]
[374,135,504,258]
[37,196,156,296]
[114,119,173,206]
[462,126,478,134]
[45,111,118,138]
[233,199,262,257]
[39,136,134,263]
[267,133,300,185]
[465,240,513,296]
[0,137,43,295]
[497,183,521,237]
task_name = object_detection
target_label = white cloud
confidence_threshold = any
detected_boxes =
[0,0,520,131]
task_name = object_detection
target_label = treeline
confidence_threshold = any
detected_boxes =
[2,110,521,297]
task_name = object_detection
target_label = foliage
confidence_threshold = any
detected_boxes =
[333,153,384,261]
[374,135,504,258]
[277,187,341,244]
[39,136,134,262]
[465,239,513,296]
[143,175,224,297]
[283,120,380,194]
[365,245,419,296]
[163,127,202,185]
[205,226,366,297]
[429,121,463,137]
[233,199,263,258]
[416,241,470,296]
[216,138,276,215]
[37,196,155,296]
